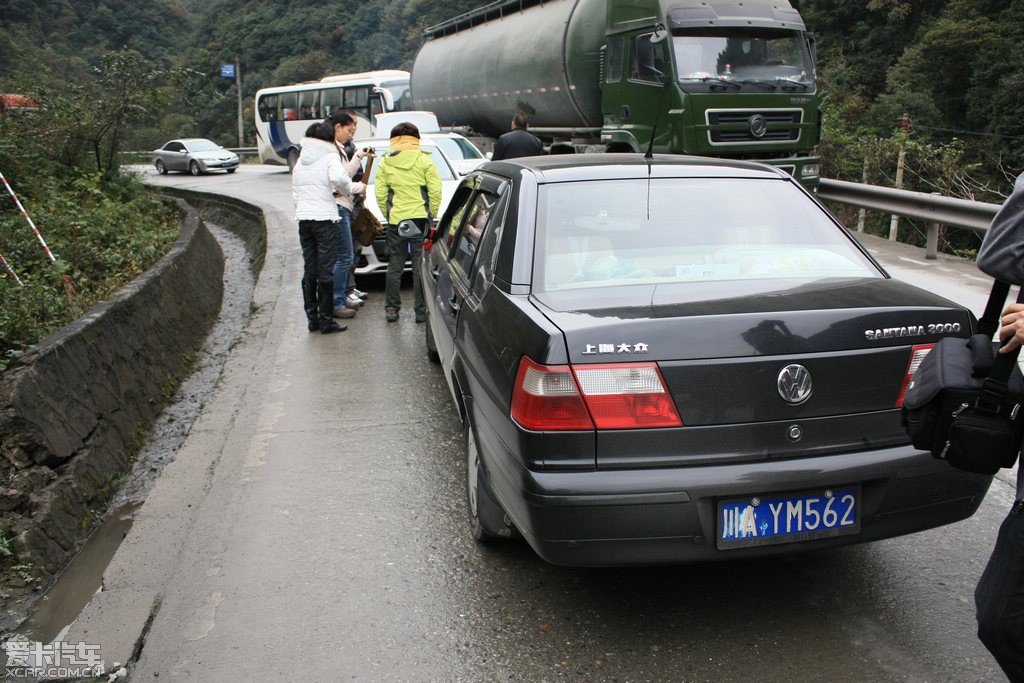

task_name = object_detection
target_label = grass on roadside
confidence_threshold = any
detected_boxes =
[0,171,181,370]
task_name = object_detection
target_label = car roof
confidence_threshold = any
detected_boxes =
[355,138,456,163]
[483,153,789,182]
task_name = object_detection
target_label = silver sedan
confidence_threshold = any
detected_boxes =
[153,138,239,176]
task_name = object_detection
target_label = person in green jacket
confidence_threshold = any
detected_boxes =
[374,122,442,323]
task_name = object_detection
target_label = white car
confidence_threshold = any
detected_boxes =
[352,137,462,276]
[374,111,486,175]
[427,133,487,175]
[152,138,239,175]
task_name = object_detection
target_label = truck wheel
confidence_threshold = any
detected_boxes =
[466,422,510,542]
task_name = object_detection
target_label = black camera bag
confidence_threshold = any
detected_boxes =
[902,280,1024,475]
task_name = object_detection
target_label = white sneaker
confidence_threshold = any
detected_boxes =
[346,293,364,308]
[353,288,369,300]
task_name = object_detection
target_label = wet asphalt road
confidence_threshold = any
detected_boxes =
[67,165,1015,682]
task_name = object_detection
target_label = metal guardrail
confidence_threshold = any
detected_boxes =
[817,178,1001,259]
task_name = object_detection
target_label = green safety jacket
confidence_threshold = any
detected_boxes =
[374,135,442,225]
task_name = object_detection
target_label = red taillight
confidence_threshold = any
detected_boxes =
[573,363,683,428]
[511,357,683,430]
[511,357,594,430]
[895,343,935,407]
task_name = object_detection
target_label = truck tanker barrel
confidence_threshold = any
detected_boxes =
[413,0,822,187]
[412,0,605,139]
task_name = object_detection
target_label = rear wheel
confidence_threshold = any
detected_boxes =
[155,160,167,175]
[466,423,511,542]
[425,318,440,363]
[189,160,201,176]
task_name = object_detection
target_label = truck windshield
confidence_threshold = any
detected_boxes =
[671,28,812,90]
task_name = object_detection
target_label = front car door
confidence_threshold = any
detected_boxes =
[165,141,187,172]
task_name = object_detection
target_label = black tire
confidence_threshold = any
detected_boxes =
[287,148,300,173]
[425,318,440,364]
[189,160,202,176]
[155,160,167,175]
[466,423,510,542]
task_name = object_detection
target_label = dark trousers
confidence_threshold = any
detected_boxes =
[299,219,338,285]
[976,499,1024,682]
[332,207,354,307]
[384,222,425,316]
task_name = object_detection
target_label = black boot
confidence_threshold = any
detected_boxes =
[302,279,319,331]
[317,281,345,334]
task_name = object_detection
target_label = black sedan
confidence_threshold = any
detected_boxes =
[422,154,990,566]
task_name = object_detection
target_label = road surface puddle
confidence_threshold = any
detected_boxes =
[18,502,138,643]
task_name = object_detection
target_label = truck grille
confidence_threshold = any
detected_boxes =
[706,109,803,145]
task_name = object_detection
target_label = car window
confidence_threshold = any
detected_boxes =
[362,144,456,182]
[297,91,320,120]
[186,140,220,152]
[469,191,507,291]
[431,136,484,161]
[535,178,881,292]
[631,33,668,83]
[452,191,499,276]
[279,92,298,120]
[442,186,475,250]
[257,95,278,122]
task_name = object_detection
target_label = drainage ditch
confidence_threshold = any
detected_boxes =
[17,221,255,643]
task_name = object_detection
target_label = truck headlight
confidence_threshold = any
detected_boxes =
[801,164,821,178]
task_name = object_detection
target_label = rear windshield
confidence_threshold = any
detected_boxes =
[534,177,880,292]
[431,135,484,161]
[363,144,456,182]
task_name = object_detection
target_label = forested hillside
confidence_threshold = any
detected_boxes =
[2,0,1023,198]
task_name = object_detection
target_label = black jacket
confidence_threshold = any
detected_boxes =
[491,128,544,160]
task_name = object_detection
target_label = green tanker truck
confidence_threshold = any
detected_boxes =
[412,0,821,185]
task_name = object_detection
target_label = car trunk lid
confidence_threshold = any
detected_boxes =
[531,277,973,466]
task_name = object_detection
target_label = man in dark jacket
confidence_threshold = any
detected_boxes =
[491,113,544,160]
[974,171,1024,682]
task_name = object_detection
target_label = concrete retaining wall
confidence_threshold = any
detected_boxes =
[0,194,246,606]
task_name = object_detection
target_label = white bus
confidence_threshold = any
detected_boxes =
[254,69,411,169]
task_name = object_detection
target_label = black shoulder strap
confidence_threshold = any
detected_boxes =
[977,281,1024,409]
[978,279,1012,338]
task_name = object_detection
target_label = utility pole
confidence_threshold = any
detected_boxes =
[235,56,243,148]
[888,113,911,241]
[221,59,244,147]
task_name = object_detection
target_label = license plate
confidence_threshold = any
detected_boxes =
[717,486,860,550]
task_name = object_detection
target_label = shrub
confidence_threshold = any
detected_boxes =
[0,172,179,370]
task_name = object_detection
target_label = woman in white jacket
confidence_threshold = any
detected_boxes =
[292,121,364,333]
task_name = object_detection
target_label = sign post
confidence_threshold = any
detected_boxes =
[221,60,243,147]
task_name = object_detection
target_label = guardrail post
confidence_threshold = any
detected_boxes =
[926,221,940,259]
[925,192,940,260]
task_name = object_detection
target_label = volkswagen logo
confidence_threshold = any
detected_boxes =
[748,114,768,139]
[777,364,812,404]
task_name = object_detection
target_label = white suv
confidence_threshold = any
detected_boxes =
[352,137,464,276]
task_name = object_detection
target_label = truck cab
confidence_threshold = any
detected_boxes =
[411,0,822,188]
[600,0,821,186]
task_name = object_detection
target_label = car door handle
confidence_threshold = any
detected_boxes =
[448,294,460,314]
[430,266,440,281]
